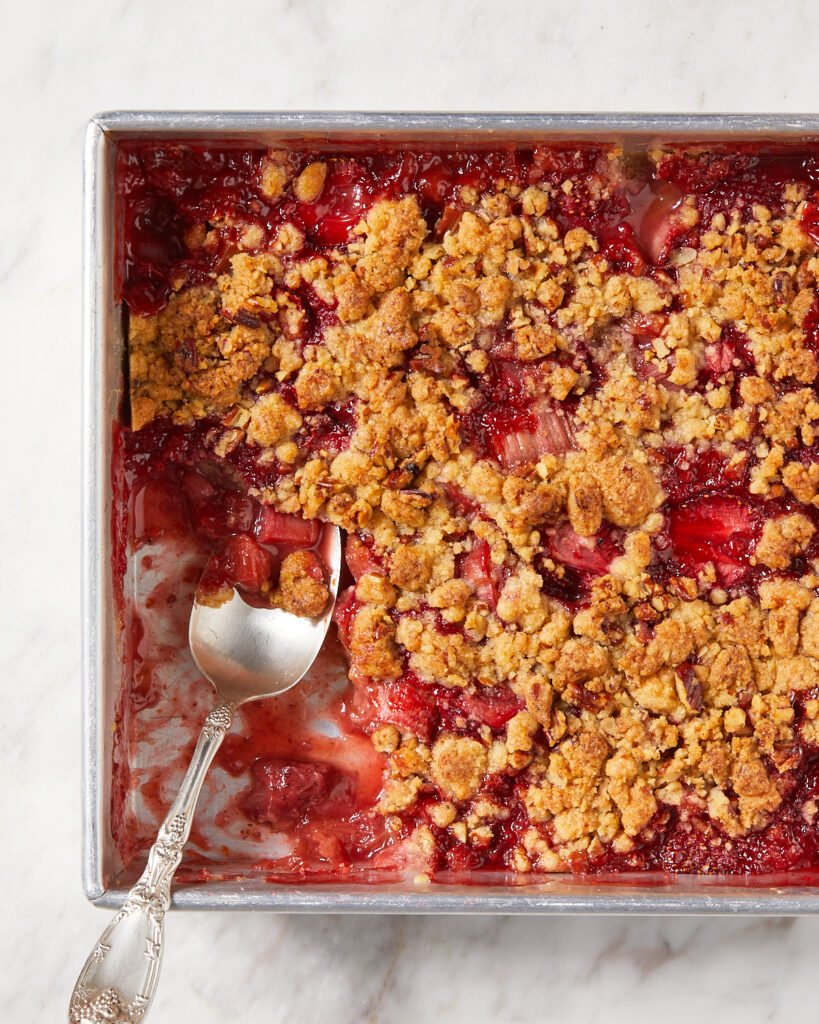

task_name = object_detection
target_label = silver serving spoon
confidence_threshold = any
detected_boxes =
[69,526,342,1024]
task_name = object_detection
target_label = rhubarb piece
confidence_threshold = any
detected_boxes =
[255,508,321,546]
[459,537,499,609]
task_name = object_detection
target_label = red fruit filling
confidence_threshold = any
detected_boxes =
[539,523,623,607]
[113,140,819,885]
[665,494,761,588]
[659,445,749,504]
[255,508,320,547]
[242,758,347,829]
[199,533,275,598]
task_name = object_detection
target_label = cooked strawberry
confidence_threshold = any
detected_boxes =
[704,342,735,378]
[661,445,748,503]
[300,398,357,455]
[255,508,320,546]
[700,328,754,385]
[443,843,485,872]
[181,469,217,504]
[668,494,760,586]
[460,685,523,729]
[633,349,666,383]
[599,222,646,275]
[242,757,340,827]
[367,833,430,874]
[434,203,463,238]
[377,676,439,742]
[459,537,498,608]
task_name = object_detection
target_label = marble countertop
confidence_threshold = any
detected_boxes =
[5,0,819,1020]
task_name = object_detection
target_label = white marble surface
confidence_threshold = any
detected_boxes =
[5,0,819,1020]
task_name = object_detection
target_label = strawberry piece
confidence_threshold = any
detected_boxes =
[599,222,646,275]
[633,348,666,383]
[668,494,760,586]
[704,342,735,378]
[242,757,339,827]
[344,535,382,581]
[377,677,439,742]
[443,843,486,872]
[301,398,357,455]
[181,469,217,504]
[434,203,463,238]
[661,445,748,504]
[255,508,320,546]
[460,685,523,729]
[459,537,499,608]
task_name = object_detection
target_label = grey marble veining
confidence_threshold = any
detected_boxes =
[4,0,819,1020]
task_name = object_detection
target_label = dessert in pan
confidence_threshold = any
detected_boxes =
[115,139,819,881]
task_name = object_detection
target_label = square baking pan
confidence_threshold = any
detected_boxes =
[84,110,819,912]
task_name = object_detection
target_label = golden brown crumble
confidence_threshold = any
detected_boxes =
[129,146,819,872]
[274,550,329,618]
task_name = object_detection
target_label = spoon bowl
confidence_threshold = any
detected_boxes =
[70,524,342,1024]
[189,524,342,705]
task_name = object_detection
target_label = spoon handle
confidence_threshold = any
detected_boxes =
[69,702,234,1024]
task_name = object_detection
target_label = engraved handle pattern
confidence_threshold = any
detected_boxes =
[69,703,234,1024]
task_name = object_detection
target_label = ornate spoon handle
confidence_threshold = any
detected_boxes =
[69,703,234,1024]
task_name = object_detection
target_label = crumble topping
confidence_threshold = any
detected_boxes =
[126,143,819,874]
[275,550,329,618]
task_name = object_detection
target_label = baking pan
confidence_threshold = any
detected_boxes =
[84,111,819,912]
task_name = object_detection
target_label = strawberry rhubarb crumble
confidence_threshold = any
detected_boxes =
[114,140,819,880]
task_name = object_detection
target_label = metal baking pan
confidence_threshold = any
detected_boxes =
[84,111,819,913]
